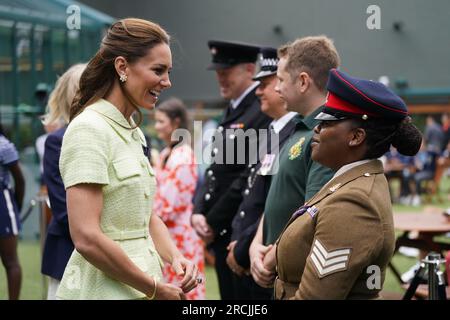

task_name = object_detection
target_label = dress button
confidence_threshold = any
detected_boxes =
[250,167,255,173]
[219,229,227,236]
[132,130,139,141]
[205,193,211,201]
[229,134,236,139]
[240,211,245,218]
[207,170,213,177]
[244,189,250,195]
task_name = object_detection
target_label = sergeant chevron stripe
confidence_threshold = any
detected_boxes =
[310,239,351,278]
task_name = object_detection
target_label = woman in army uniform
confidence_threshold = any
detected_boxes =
[273,69,422,299]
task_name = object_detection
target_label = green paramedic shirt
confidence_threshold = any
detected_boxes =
[56,99,163,300]
[263,107,334,245]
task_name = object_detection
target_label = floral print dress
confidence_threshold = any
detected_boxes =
[153,143,205,300]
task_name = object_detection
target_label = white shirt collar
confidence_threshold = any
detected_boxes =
[331,159,373,180]
[270,112,297,134]
[230,82,259,109]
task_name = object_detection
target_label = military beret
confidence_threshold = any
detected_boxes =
[207,40,260,70]
[253,47,279,80]
[316,69,409,121]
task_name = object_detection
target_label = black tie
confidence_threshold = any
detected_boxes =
[223,102,234,121]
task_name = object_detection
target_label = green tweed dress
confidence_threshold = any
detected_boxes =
[56,99,163,299]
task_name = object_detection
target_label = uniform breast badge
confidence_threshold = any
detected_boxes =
[306,206,319,218]
[258,153,276,176]
[288,137,305,160]
[230,123,245,129]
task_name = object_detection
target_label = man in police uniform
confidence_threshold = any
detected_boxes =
[249,36,340,288]
[191,40,271,299]
[224,47,297,299]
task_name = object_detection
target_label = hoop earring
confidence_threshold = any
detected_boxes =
[120,73,127,83]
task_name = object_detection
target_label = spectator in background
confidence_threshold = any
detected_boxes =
[153,97,205,300]
[441,113,450,150]
[0,125,25,300]
[383,146,415,204]
[440,140,450,160]
[35,121,62,178]
[411,141,438,204]
[424,115,444,153]
[40,63,86,300]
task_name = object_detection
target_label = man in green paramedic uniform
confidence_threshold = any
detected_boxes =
[249,36,341,288]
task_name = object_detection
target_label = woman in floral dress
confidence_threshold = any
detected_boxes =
[153,98,205,299]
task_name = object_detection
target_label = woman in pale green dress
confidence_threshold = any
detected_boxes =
[56,18,199,300]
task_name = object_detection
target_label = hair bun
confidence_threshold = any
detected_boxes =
[392,118,422,156]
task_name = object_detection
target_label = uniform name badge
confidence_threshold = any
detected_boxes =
[258,154,276,176]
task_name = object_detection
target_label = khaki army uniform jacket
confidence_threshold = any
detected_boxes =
[275,160,395,300]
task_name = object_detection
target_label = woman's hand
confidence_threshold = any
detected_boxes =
[171,256,199,293]
[155,282,186,300]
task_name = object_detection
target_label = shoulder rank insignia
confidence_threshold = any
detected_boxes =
[288,137,305,160]
[329,183,341,192]
[310,239,351,278]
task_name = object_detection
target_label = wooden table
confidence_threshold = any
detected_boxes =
[394,212,450,233]
[390,212,450,285]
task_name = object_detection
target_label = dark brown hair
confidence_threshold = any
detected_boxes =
[70,18,170,125]
[156,98,191,165]
[156,97,189,131]
[352,116,422,159]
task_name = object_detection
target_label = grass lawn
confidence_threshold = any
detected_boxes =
[1,177,449,300]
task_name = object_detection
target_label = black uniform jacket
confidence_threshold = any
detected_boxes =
[231,118,297,268]
[193,88,271,244]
